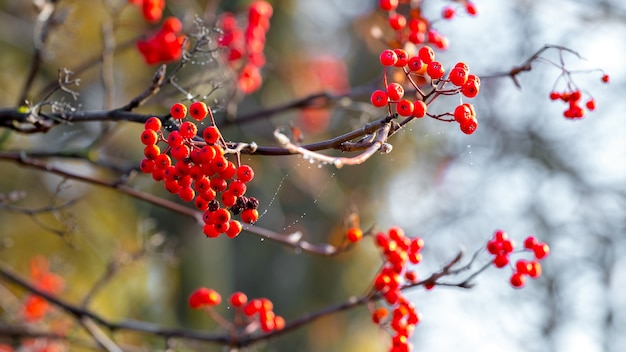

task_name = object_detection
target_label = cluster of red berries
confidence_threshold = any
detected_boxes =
[128,0,165,23]
[139,102,259,238]
[548,73,609,119]
[217,1,273,94]
[189,288,285,333]
[378,0,477,50]
[487,230,550,288]
[370,46,480,134]
[371,227,423,352]
[136,17,186,64]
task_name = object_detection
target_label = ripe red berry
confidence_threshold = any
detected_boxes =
[388,13,406,30]
[225,220,243,238]
[379,0,399,12]
[140,158,155,173]
[407,56,425,72]
[167,131,184,147]
[178,186,195,202]
[442,6,455,20]
[510,272,526,288]
[396,99,414,117]
[170,144,190,160]
[533,243,550,259]
[210,155,229,173]
[418,46,435,65]
[145,117,162,131]
[372,307,388,324]
[460,116,478,135]
[229,291,248,307]
[386,83,404,101]
[461,79,480,98]
[585,99,596,111]
[228,180,247,197]
[237,165,255,183]
[449,67,468,86]
[493,254,509,268]
[523,236,538,250]
[188,287,221,308]
[453,104,472,123]
[203,126,220,145]
[170,103,187,119]
[241,208,259,224]
[221,190,237,207]
[141,129,159,145]
[393,49,409,67]
[144,144,161,159]
[426,61,445,80]
[346,227,363,242]
[379,49,398,66]
[189,101,209,121]
[203,224,220,238]
[528,261,542,278]
[180,121,198,139]
[412,100,427,118]
[210,177,228,192]
[601,74,610,83]
[370,90,389,108]
[465,1,478,15]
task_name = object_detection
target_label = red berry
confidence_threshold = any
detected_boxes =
[210,155,229,173]
[393,49,409,67]
[178,186,195,202]
[407,57,424,72]
[180,121,198,139]
[210,177,228,192]
[386,83,404,101]
[523,236,538,250]
[211,208,231,224]
[228,180,247,197]
[465,1,478,15]
[549,91,561,100]
[219,161,237,180]
[188,287,221,308]
[140,158,155,173]
[585,99,596,111]
[412,100,427,118]
[379,49,398,66]
[461,79,480,98]
[189,101,209,121]
[453,104,472,123]
[225,220,243,238]
[241,208,259,224]
[493,254,509,268]
[510,272,526,288]
[171,144,190,160]
[370,90,389,108]
[379,0,399,11]
[396,99,414,117]
[372,307,388,324]
[167,131,184,147]
[533,243,550,259]
[203,126,220,145]
[229,291,248,307]
[203,224,220,238]
[237,165,255,182]
[528,261,542,278]
[442,6,455,20]
[601,74,610,83]
[388,13,406,30]
[426,61,445,80]
[170,103,187,119]
[221,190,237,207]
[449,67,468,86]
[144,144,161,159]
[418,46,435,65]
[145,117,162,131]
[346,227,363,242]
[141,129,159,145]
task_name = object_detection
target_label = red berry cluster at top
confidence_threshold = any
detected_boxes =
[189,288,285,333]
[378,0,477,50]
[128,0,165,23]
[136,17,186,65]
[139,102,259,238]
[217,1,273,94]
[487,230,550,288]
[371,227,423,352]
[22,256,65,322]
[371,46,480,134]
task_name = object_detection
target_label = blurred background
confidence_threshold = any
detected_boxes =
[0,0,625,351]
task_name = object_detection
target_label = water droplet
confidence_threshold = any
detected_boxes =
[260,238,265,242]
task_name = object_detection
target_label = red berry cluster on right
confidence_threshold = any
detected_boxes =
[487,230,550,288]
[136,17,187,64]
[189,288,285,334]
[378,0,478,50]
[549,89,597,119]
[371,227,423,352]
[371,46,480,134]
[139,102,259,239]
[217,1,273,94]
